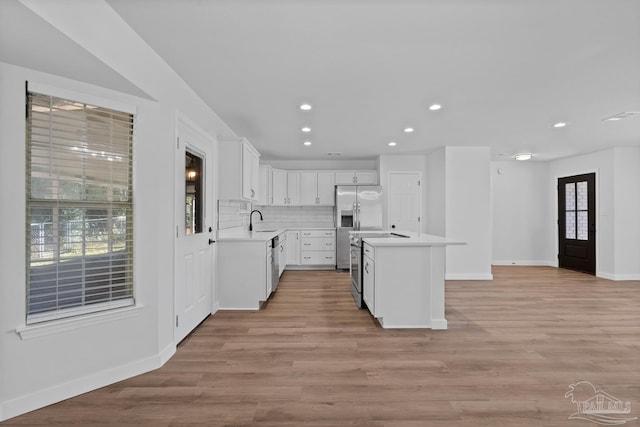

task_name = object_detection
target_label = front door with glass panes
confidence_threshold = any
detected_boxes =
[175,120,215,343]
[558,173,596,274]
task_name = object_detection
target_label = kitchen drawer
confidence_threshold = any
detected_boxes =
[301,251,336,265]
[301,237,335,251]
[363,242,375,259]
[300,229,336,238]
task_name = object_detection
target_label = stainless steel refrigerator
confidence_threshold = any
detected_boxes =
[335,185,383,269]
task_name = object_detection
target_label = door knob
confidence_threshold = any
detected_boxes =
[209,239,215,245]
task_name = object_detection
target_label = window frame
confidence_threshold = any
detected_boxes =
[25,82,136,325]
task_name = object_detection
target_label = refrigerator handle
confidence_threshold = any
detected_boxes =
[353,202,358,230]
[356,202,360,230]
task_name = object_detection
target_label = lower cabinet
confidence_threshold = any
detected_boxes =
[218,240,269,310]
[286,230,300,265]
[278,233,286,277]
[285,229,336,269]
[301,230,336,265]
[363,252,375,315]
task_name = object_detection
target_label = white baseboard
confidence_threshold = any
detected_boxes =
[445,273,493,280]
[158,342,176,366]
[1,352,162,422]
[492,260,556,266]
[430,319,448,330]
[598,272,640,281]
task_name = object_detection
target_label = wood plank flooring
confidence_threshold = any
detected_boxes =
[4,267,640,426]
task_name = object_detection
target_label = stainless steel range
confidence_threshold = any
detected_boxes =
[349,232,409,308]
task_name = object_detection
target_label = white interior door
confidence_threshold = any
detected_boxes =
[388,171,421,233]
[175,119,215,343]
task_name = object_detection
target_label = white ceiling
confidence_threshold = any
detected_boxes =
[4,0,640,162]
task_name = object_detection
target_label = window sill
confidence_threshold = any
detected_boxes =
[15,304,144,340]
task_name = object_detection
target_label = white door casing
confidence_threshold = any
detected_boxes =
[174,117,215,343]
[388,171,421,233]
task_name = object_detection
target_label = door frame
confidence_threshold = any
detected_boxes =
[386,171,422,233]
[553,169,598,274]
[174,113,218,344]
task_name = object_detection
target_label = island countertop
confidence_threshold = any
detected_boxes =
[361,232,465,247]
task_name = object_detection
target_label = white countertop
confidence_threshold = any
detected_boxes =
[217,225,336,242]
[217,228,286,242]
[361,232,465,247]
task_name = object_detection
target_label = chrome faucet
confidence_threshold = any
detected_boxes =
[249,209,263,231]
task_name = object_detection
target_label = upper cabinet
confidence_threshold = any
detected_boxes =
[300,171,335,206]
[334,170,377,185]
[271,169,300,206]
[258,165,271,205]
[219,138,260,202]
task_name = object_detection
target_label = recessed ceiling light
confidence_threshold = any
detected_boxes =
[388,141,397,146]
[301,127,311,132]
[299,103,312,111]
[514,153,533,161]
[303,141,312,146]
[553,122,567,128]
[603,112,639,121]
[429,104,442,111]
[403,127,414,133]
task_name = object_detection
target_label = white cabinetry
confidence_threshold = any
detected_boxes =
[334,170,377,185]
[278,233,287,277]
[218,138,260,202]
[258,165,272,205]
[218,240,270,309]
[286,230,300,265]
[271,169,300,205]
[300,229,336,265]
[287,172,301,205]
[362,244,375,314]
[300,171,335,205]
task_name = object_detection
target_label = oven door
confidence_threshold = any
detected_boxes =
[349,244,362,307]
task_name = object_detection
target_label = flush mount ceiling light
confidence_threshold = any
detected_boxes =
[514,153,533,161]
[301,127,311,132]
[428,104,442,111]
[403,127,414,133]
[327,152,341,156]
[388,141,397,146]
[553,122,567,128]
[303,141,312,146]
[299,103,312,111]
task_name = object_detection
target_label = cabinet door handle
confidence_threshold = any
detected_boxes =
[251,189,255,197]
[365,262,369,273]
[325,243,332,246]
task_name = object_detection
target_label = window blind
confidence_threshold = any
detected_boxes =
[26,90,134,324]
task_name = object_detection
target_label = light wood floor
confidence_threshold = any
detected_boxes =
[4,267,640,426]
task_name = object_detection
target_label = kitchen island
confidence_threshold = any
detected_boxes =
[361,233,464,329]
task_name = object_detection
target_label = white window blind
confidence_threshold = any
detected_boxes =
[26,89,134,324]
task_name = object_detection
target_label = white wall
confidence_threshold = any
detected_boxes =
[548,149,615,278]
[426,148,446,236]
[491,160,553,265]
[424,148,492,280]
[377,154,428,232]
[1,1,231,420]
[612,148,640,279]
[444,147,493,280]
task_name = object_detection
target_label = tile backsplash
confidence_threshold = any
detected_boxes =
[218,200,251,230]
[217,201,335,230]
[253,205,335,228]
